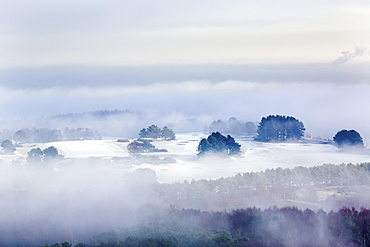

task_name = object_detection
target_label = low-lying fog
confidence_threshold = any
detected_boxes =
[8,133,370,183]
[0,133,370,246]
[1,133,370,245]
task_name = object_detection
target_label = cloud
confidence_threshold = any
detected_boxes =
[1,78,370,141]
[332,46,370,65]
[1,62,369,90]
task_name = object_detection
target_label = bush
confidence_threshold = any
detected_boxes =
[117,139,129,142]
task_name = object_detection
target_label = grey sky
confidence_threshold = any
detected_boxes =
[1,0,370,66]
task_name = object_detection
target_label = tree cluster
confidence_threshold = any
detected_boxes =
[127,140,168,155]
[13,127,102,144]
[139,125,176,140]
[334,129,364,150]
[197,132,241,156]
[255,115,305,142]
[27,146,63,164]
[209,117,256,136]
[63,127,102,141]
[14,128,62,143]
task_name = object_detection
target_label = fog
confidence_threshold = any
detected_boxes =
[0,140,369,245]
[1,63,370,141]
[0,160,163,246]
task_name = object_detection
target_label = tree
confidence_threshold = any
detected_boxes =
[161,126,176,140]
[127,141,143,155]
[147,125,162,139]
[13,129,32,143]
[1,139,16,153]
[27,147,44,163]
[43,146,59,157]
[139,128,148,138]
[245,121,257,135]
[255,115,305,142]
[197,132,241,156]
[141,140,155,152]
[333,129,364,150]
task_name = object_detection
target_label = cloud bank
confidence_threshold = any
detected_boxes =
[0,74,370,141]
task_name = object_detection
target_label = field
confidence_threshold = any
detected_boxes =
[5,133,370,184]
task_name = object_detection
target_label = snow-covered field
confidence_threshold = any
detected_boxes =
[4,133,370,183]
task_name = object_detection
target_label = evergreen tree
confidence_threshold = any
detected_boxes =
[141,140,155,152]
[161,126,176,140]
[147,125,162,139]
[139,128,148,138]
[197,132,241,156]
[255,115,305,142]
[333,129,364,149]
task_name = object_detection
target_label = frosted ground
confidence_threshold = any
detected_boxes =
[6,133,370,183]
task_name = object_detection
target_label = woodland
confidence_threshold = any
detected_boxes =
[30,162,370,247]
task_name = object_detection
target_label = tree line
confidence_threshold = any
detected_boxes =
[39,206,370,247]
[151,163,370,210]
[209,117,257,136]
[12,127,102,144]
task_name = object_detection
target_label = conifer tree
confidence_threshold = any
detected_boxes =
[255,115,305,142]
[197,132,241,156]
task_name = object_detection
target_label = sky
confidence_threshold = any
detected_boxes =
[0,0,370,140]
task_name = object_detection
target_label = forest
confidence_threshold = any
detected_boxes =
[7,161,368,247]
[38,206,370,247]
